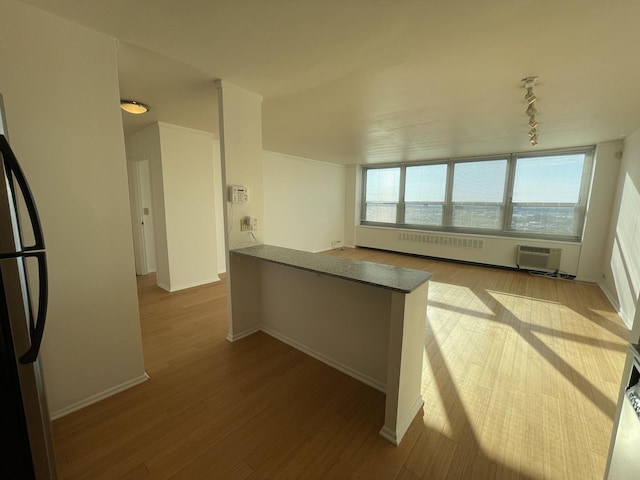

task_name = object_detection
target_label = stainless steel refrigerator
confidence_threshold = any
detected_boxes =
[0,95,57,478]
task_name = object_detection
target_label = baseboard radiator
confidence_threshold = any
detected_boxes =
[516,245,561,272]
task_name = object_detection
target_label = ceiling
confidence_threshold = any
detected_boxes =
[18,0,640,165]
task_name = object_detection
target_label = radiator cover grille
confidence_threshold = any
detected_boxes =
[398,232,484,250]
[516,245,561,272]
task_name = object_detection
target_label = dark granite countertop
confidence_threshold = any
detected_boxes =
[231,244,431,293]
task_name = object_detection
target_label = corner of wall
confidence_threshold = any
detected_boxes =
[344,165,361,247]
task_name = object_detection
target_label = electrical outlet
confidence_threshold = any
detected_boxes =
[241,216,257,231]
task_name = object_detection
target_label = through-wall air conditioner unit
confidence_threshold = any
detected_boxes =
[516,245,561,272]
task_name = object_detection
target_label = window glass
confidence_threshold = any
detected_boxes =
[365,168,400,202]
[405,204,443,225]
[452,160,507,203]
[405,164,447,202]
[452,205,502,229]
[511,206,576,234]
[404,164,447,225]
[451,160,507,229]
[513,154,585,203]
[360,148,592,241]
[364,168,400,222]
[365,204,398,223]
[511,154,586,235]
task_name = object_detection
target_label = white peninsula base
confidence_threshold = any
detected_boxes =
[228,245,431,445]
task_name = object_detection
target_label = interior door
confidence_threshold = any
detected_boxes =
[126,160,148,275]
[136,160,156,273]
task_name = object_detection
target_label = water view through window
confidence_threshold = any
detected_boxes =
[362,149,592,241]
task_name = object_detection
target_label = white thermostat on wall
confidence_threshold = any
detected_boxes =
[229,185,249,203]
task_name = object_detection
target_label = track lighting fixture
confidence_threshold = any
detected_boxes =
[524,88,536,105]
[521,76,539,146]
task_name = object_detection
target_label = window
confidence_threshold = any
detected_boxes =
[364,167,400,223]
[451,159,507,229]
[404,164,447,226]
[510,154,587,236]
[361,147,593,241]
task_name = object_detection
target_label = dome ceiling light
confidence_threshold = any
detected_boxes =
[120,100,149,114]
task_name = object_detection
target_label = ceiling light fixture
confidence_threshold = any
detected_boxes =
[521,76,539,146]
[120,100,149,115]
[524,88,536,105]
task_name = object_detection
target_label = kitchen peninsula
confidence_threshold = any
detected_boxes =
[228,245,431,445]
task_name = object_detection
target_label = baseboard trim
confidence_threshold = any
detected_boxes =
[599,282,632,329]
[379,396,424,445]
[50,373,150,420]
[226,326,261,342]
[169,277,221,292]
[260,326,386,393]
[315,246,354,254]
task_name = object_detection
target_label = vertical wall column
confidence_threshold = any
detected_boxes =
[215,80,264,339]
[576,141,622,282]
[381,282,429,445]
[344,165,361,248]
[125,123,220,292]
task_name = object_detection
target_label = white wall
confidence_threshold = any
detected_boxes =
[344,165,360,248]
[128,121,348,278]
[0,0,146,415]
[356,225,583,274]
[263,151,346,252]
[125,124,168,285]
[577,141,622,281]
[216,81,264,252]
[216,80,264,339]
[212,139,226,274]
[126,123,221,291]
[158,123,219,290]
[601,129,640,329]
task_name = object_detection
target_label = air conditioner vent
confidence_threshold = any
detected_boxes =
[518,246,551,254]
[516,245,561,272]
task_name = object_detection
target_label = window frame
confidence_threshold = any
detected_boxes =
[403,162,449,227]
[362,166,404,224]
[360,146,595,242]
[449,157,510,231]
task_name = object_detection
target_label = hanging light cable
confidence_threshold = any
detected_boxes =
[521,76,539,146]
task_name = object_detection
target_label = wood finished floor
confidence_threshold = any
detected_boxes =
[52,248,629,479]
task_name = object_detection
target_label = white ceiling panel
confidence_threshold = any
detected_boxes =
[17,0,640,164]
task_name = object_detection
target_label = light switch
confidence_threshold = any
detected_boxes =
[143,208,149,215]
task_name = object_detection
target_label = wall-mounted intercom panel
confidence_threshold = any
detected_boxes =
[229,185,248,203]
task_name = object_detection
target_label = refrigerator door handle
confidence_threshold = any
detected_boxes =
[19,251,48,364]
[0,134,45,253]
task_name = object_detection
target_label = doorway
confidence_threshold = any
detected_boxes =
[127,159,156,275]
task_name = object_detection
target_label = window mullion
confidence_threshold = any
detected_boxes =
[504,154,516,232]
[360,168,368,222]
[443,160,454,228]
[397,166,406,224]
